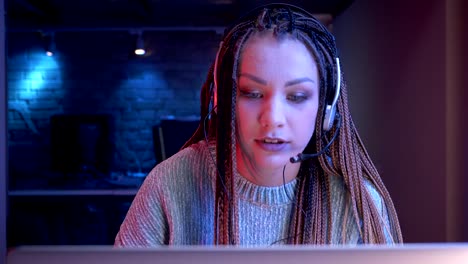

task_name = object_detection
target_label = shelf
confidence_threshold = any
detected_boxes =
[8,189,138,197]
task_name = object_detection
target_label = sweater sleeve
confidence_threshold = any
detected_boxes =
[114,163,170,247]
[114,141,213,247]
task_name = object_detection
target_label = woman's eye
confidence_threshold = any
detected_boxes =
[239,90,262,99]
[287,93,308,103]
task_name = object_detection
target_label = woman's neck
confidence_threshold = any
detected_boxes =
[236,157,301,187]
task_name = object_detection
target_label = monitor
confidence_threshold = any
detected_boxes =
[6,243,468,264]
[50,114,114,176]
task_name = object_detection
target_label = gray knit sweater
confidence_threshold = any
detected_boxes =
[114,140,393,246]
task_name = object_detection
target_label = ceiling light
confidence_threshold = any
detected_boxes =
[44,32,56,56]
[134,32,145,56]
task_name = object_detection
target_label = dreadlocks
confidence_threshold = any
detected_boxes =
[183,4,403,245]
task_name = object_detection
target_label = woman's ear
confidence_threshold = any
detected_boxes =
[213,86,218,113]
[212,41,223,114]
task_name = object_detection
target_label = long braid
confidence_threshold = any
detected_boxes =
[331,76,403,243]
[340,84,367,239]
[292,171,306,243]
[288,168,307,244]
[354,127,403,241]
[214,23,254,244]
[357,122,403,241]
[214,31,232,245]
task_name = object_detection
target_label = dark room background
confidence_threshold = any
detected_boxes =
[7,29,218,187]
[7,28,222,245]
[3,0,468,248]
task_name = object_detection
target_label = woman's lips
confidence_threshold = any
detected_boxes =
[255,139,288,152]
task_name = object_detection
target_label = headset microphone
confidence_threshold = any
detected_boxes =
[289,113,341,163]
[290,150,328,163]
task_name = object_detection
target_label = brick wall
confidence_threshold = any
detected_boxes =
[7,30,221,188]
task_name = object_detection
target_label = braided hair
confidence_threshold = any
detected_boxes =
[183,3,403,245]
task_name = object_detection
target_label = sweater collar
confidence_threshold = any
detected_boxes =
[234,171,298,206]
[206,139,298,206]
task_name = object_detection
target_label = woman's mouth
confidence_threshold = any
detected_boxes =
[256,138,288,152]
[263,138,284,144]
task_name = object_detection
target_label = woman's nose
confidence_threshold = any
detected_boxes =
[259,97,286,128]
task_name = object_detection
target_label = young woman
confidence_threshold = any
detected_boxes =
[115,3,403,246]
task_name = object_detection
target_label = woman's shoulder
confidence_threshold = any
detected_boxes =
[329,174,394,243]
[329,173,384,210]
[144,140,213,187]
[162,140,211,165]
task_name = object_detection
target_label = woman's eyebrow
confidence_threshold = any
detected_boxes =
[239,73,267,85]
[239,73,315,87]
[285,77,315,87]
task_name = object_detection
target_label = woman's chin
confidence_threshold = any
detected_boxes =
[253,154,292,170]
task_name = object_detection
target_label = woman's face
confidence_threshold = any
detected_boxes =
[235,32,320,185]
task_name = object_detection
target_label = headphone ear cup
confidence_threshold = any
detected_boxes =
[323,104,336,131]
[323,57,341,132]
